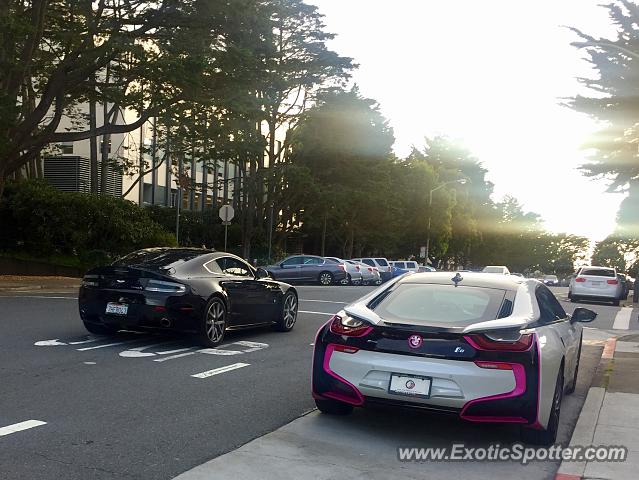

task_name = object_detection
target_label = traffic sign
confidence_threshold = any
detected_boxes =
[219,204,235,222]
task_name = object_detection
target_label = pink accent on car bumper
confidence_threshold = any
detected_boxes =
[460,362,527,423]
[319,343,365,406]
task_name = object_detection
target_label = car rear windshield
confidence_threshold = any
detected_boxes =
[375,258,389,266]
[483,266,505,273]
[372,283,507,327]
[113,249,206,271]
[581,268,615,277]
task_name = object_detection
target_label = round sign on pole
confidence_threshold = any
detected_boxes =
[219,204,235,222]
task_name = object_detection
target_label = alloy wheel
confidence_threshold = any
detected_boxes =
[206,300,226,343]
[320,273,332,285]
[283,293,298,328]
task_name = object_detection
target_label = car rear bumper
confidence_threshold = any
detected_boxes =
[571,285,618,299]
[78,287,201,332]
[313,340,538,424]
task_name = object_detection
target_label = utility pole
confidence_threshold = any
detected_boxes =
[425,178,468,263]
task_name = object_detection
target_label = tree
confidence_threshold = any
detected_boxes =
[567,0,639,192]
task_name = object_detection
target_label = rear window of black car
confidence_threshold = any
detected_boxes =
[113,249,206,270]
[372,283,507,327]
[581,268,615,277]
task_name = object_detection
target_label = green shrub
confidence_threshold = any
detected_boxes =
[0,180,177,266]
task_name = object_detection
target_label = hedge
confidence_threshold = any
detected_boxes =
[0,180,176,267]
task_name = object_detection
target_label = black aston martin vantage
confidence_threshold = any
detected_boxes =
[78,248,298,347]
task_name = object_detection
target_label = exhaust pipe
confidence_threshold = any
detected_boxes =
[160,318,172,328]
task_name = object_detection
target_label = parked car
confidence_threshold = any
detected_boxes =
[346,260,381,285]
[352,257,392,282]
[79,248,298,347]
[543,275,559,286]
[482,265,511,274]
[617,273,630,300]
[325,257,363,285]
[418,265,436,273]
[312,272,595,446]
[265,255,348,286]
[390,260,419,273]
[569,266,623,305]
[511,272,524,277]
[389,265,409,278]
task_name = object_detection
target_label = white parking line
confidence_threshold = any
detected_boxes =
[299,310,334,316]
[191,363,250,379]
[0,420,47,437]
[613,307,633,330]
[300,299,347,305]
[76,338,143,351]
[153,351,197,362]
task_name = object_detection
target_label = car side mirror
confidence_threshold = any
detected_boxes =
[255,268,271,280]
[572,307,597,323]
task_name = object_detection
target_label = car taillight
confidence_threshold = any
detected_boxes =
[464,333,533,352]
[474,361,513,370]
[607,279,618,285]
[338,264,345,271]
[144,279,187,293]
[329,315,372,337]
[368,267,373,272]
[575,277,586,282]
[355,265,360,272]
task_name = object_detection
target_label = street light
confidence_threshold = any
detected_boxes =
[425,178,468,265]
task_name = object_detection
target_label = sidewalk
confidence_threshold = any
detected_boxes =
[556,334,639,480]
[0,275,80,292]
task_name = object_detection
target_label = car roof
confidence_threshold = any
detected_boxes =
[396,271,529,290]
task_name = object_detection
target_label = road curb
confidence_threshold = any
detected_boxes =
[554,337,616,480]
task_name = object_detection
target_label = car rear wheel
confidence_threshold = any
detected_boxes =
[319,271,333,286]
[520,367,563,446]
[273,291,298,332]
[612,298,620,306]
[340,274,351,286]
[315,398,354,415]
[199,297,227,347]
[83,321,118,335]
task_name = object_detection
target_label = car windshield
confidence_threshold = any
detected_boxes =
[581,268,615,277]
[544,275,558,280]
[483,267,505,273]
[372,283,507,327]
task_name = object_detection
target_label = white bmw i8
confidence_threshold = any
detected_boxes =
[312,272,596,445]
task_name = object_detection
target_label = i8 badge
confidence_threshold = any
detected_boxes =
[407,334,423,349]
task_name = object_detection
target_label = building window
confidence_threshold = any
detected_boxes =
[58,142,74,154]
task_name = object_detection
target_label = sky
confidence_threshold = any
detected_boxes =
[308,0,626,241]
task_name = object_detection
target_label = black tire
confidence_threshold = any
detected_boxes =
[566,338,582,395]
[273,291,298,332]
[315,398,354,415]
[520,367,563,446]
[340,274,351,286]
[612,298,620,306]
[318,271,334,286]
[83,321,118,335]
[570,295,579,303]
[198,297,227,347]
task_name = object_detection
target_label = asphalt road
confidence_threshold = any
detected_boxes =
[0,285,635,479]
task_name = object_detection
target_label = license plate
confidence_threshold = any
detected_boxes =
[389,373,431,398]
[106,302,128,315]
[591,281,602,287]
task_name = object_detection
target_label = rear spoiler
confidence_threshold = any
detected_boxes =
[461,315,534,334]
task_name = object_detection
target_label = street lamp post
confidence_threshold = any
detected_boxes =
[425,178,467,265]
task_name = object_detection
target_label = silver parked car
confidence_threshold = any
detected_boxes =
[390,260,420,273]
[352,257,392,282]
[325,257,363,285]
[569,266,623,305]
[347,260,382,285]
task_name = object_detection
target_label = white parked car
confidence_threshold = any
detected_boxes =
[352,257,392,282]
[312,273,595,445]
[482,265,511,275]
[346,260,382,285]
[390,260,420,273]
[569,266,623,306]
[325,257,363,285]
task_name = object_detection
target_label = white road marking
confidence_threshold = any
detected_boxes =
[68,337,100,345]
[153,351,197,362]
[155,347,192,355]
[233,340,269,352]
[191,363,250,379]
[613,307,632,330]
[34,339,67,346]
[198,348,243,356]
[76,338,142,351]
[300,299,347,305]
[84,362,97,365]
[0,420,47,437]
[299,310,334,316]
[119,342,174,358]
